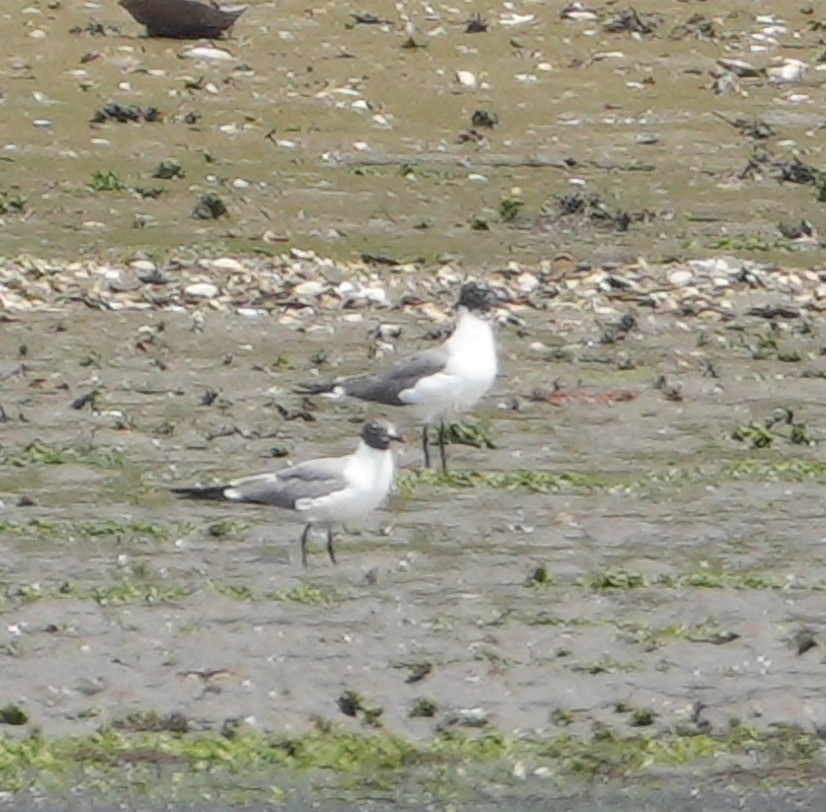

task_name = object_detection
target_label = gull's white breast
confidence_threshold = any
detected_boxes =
[296,444,395,524]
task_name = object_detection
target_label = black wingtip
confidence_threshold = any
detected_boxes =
[170,485,227,501]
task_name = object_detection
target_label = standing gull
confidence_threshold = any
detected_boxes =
[171,420,403,567]
[297,282,499,473]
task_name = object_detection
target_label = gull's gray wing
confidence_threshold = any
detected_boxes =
[227,457,349,507]
[336,347,449,406]
[172,456,349,509]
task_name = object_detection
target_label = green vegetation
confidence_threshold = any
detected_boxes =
[0,724,820,796]
[617,620,739,648]
[724,458,826,481]
[192,192,228,220]
[0,579,193,606]
[89,581,194,606]
[0,518,172,541]
[571,656,639,676]
[498,196,524,223]
[0,440,124,469]
[525,564,553,587]
[152,160,185,180]
[589,568,646,590]
[0,704,28,725]
[89,170,126,192]
[0,187,26,214]
[585,566,790,592]
[399,468,604,496]
[441,421,496,450]
[206,519,249,538]
[732,408,815,449]
[211,581,337,605]
[392,453,826,501]
[706,236,791,252]
[337,691,383,728]
[0,578,340,609]
[409,698,438,718]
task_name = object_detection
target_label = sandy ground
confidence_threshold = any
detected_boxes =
[2,295,826,776]
[3,0,826,806]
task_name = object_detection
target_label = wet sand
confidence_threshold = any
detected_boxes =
[3,294,826,805]
[3,0,826,807]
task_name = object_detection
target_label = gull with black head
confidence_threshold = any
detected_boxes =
[297,282,499,473]
[171,419,404,567]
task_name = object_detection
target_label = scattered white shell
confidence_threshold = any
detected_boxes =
[293,281,324,298]
[500,13,536,25]
[376,323,403,340]
[561,2,598,22]
[208,257,244,273]
[360,287,389,305]
[767,59,807,84]
[183,46,235,62]
[668,269,694,287]
[290,248,316,260]
[184,282,220,299]
[716,58,761,78]
[456,70,477,88]
[515,272,540,294]
[590,51,625,62]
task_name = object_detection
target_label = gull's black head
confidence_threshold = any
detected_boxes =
[456,281,497,313]
[361,419,404,451]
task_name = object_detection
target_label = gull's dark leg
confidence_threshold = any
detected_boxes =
[300,524,312,568]
[421,425,431,468]
[326,527,337,565]
[438,421,448,475]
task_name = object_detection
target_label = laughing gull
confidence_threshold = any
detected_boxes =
[171,419,404,567]
[297,282,499,473]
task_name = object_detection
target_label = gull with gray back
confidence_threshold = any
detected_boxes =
[171,420,404,567]
[298,282,499,473]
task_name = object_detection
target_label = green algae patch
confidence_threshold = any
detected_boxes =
[398,455,826,500]
[0,518,174,541]
[399,468,606,495]
[724,458,826,482]
[535,724,822,778]
[0,441,125,469]
[0,725,823,797]
[585,567,791,592]
[210,581,338,604]
[0,578,341,609]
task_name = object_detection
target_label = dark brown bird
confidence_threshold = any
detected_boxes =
[119,0,246,39]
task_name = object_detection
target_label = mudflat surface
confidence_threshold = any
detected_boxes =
[1,0,825,268]
[3,0,826,808]
[2,298,826,740]
[3,280,826,807]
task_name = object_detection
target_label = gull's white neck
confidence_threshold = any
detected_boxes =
[446,307,495,353]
